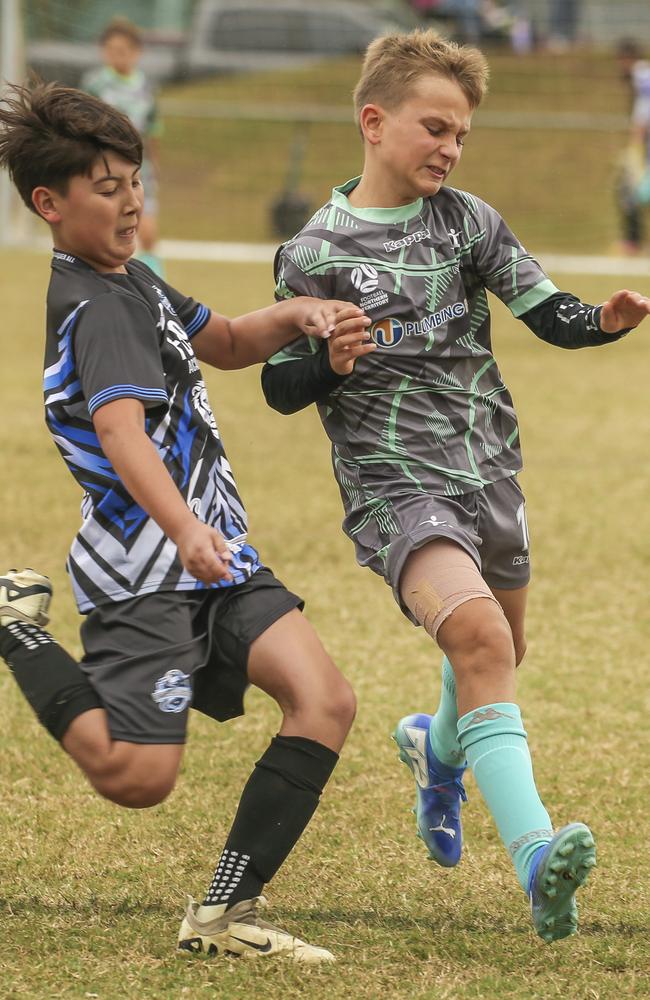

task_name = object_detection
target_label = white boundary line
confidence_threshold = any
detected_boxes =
[8,236,650,276]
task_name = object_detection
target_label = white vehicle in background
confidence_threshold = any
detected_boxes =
[26,1,411,86]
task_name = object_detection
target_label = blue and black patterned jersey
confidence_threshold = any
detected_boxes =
[44,251,260,612]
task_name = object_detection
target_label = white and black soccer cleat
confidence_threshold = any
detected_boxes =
[0,569,53,628]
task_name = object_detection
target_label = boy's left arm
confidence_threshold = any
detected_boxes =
[519,288,650,348]
[190,298,359,370]
[469,197,650,346]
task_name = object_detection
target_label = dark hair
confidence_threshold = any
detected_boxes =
[0,80,142,213]
[99,17,143,48]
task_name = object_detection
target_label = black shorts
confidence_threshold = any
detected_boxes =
[79,567,303,745]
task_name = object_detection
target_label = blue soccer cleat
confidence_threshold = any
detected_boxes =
[527,822,596,943]
[393,713,467,868]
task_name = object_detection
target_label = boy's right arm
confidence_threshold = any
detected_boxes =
[262,244,374,413]
[92,397,233,584]
[262,307,374,413]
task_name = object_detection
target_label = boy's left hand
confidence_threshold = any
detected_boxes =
[297,299,365,339]
[600,289,650,333]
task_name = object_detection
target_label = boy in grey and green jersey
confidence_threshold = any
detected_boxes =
[263,28,650,942]
[271,179,560,499]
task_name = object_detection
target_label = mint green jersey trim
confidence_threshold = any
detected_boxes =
[335,449,484,488]
[511,246,519,297]
[509,278,559,318]
[332,178,424,224]
[266,344,318,366]
[299,234,483,279]
[339,383,477,400]
[394,219,410,296]
[464,358,497,481]
[387,377,424,489]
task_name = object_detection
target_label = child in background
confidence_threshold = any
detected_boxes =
[83,17,164,275]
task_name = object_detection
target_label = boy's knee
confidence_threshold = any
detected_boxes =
[329,676,357,730]
[91,762,178,809]
[308,674,356,730]
[441,601,516,675]
[288,672,356,736]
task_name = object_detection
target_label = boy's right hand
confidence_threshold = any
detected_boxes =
[328,307,375,375]
[175,520,233,584]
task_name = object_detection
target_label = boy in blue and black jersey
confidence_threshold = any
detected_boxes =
[262,29,650,942]
[0,81,360,961]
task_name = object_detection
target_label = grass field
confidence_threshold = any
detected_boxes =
[0,249,649,999]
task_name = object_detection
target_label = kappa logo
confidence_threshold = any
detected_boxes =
[351,263,379,293]
[466,707,515,725]
[447,228,462,249]
[151,669,192,714]
[384,228,430,252]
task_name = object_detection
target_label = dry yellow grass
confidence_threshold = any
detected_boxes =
[0,251,648,999]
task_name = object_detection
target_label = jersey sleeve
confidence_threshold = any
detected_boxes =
[274,242,334,301]
[160,279,211,340]
[73,293,168,417]
[266,243,330,368]
[466,195,559,317]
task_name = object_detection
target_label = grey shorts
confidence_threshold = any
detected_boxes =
[346,475,531,620]
[79,567,303,745]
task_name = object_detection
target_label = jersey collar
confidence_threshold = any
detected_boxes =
[51,248,94,270]
[332,177,424,224]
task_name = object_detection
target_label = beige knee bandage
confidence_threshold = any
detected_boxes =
[400,541,500,639]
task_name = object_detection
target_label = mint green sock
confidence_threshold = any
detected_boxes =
[428,656,464,767]
[457,703,553,890]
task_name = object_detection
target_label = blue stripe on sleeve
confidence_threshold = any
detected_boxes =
[88,385,168,416]
[185,303,210,338]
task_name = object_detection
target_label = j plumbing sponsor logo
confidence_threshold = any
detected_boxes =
[370,301,467,348]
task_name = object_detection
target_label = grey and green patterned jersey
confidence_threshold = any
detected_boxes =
[269,177,559,498]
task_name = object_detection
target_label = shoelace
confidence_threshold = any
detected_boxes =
[429,775,468,802]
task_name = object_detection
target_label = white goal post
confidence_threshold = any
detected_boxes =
[0,0,27,246]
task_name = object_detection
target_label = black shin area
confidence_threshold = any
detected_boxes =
[203,735,339,908]
[0,622,102,741]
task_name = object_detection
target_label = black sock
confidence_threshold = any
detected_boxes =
[0,622,102,741]
[202,734,339,909]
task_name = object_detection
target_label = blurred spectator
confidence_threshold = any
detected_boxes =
[615,39,650,254]
[509,7,534,55]
[82,18,164,276]
[548,0,581,51]
[408,0,513,45]
[409,0,483,43]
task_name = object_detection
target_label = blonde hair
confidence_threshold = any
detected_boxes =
[353,29,489,122]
